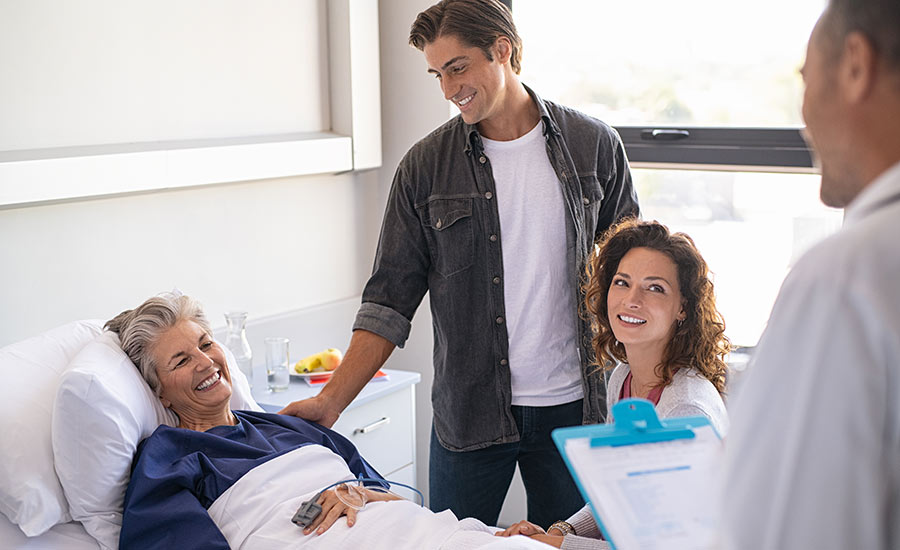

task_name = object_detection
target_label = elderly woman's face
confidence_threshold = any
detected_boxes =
[152,319,233,415]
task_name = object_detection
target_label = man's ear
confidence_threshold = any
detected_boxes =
[493,36,512,65]
[840,31,878,103]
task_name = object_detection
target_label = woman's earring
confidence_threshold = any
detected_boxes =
[677,319,684,328]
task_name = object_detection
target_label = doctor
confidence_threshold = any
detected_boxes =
[722,0,900,548]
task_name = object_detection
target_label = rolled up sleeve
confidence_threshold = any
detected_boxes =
[353,302,413,349]
[355,159,430,349]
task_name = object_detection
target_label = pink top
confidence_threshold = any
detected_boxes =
[620,371,664,405]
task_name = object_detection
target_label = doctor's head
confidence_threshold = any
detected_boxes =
[802,0,900,207]
[585,219,730,394]
[106,292,234,418]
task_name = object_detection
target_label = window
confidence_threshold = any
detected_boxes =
[513,0,841,348]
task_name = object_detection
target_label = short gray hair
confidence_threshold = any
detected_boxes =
[105,292,211,396]
[825,0,900,70]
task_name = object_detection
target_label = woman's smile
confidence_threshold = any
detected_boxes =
[195,371,221,392]
[616,314,647,326]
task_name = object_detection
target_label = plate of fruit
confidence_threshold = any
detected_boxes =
[290,348,343,378]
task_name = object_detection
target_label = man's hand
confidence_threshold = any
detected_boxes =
[279,395,341,428]
[279,330,396,428]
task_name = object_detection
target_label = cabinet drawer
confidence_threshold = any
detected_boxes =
[331,386,414,476]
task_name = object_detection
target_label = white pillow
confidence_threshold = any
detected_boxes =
[0,320,104,536]
[52,331,261,550]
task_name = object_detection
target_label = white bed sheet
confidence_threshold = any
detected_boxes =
[209,445,548,550]
[0,514,99,550]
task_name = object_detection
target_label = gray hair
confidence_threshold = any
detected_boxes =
[105,292,211,396]
[825,0,900,70]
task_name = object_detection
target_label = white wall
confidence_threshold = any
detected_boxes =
[0,170,381,346]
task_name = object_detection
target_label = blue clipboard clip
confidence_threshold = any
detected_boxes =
[590,398,696,447]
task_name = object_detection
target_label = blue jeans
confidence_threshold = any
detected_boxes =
[429,399,585,529]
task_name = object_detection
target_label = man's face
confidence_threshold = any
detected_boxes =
[424,34,508,126]
[801,14,856,208]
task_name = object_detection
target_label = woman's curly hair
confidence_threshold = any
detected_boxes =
[584,218,731,394]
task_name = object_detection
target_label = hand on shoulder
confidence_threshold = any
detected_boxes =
[278,396,341,428]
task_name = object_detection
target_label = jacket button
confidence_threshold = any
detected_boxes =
[435,219,443,229]
[489,234,498,242]
[485,191,493,200]
[582,197,590,205]
[500,358,509,366]
[492,276,501,284]
[479,155,487,164]
[496,316,504,325]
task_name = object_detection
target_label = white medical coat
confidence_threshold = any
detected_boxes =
[722,161,900,549]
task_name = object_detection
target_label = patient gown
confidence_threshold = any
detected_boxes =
[119,410,382,550]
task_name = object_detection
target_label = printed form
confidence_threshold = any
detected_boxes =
[565,425,722,550]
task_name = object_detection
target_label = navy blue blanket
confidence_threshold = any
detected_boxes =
[120,410,382,549]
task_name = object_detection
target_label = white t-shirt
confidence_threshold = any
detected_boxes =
[482,122,582,406]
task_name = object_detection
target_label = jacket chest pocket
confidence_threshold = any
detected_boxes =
[579,174,606,241]
[418,198,475,277]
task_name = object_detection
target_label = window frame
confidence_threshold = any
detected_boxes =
[507,0,817,175]
[615,126,815,173]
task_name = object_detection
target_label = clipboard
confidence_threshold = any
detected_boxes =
[552,398,723,550]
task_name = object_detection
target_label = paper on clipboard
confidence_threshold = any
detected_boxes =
[553,399,723,550]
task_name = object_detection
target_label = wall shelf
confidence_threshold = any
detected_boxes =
[0,133,352,207]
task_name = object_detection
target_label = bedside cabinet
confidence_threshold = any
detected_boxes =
[250,369,420,496]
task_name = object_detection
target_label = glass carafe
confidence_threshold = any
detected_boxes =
[224,311,253,389]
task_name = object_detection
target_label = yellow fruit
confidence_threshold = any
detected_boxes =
[294,348,343,374]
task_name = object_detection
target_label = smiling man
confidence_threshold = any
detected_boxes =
[280,0,638,529]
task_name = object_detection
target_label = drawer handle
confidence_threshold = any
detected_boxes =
[353,416,390,435]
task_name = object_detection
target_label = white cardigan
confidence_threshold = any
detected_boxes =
[559,364,729,550]
[606,363,729,437]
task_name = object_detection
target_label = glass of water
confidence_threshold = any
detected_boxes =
[265,337,290,392]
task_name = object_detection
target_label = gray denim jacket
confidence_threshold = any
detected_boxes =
[354,85,639,451]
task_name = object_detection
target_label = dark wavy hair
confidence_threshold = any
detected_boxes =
[409,0,523,75]
[584,218,731,394]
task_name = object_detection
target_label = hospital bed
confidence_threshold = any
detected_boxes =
[1,318,556,550]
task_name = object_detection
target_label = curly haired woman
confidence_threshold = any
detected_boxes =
[497,218,731,549]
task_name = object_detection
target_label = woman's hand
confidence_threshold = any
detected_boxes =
[302,485,403,536]
[494,520,546,537]
[528,534,565,548]
[494,521,564,548]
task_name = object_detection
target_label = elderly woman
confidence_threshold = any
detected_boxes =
[109,292,547,550]
[497,219,731,549]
